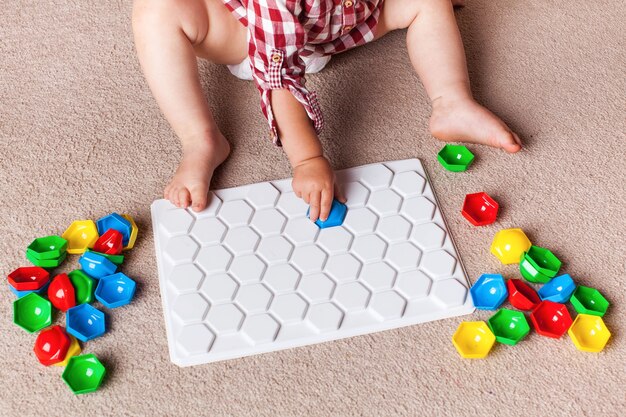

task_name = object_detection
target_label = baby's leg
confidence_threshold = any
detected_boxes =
[132,0,247,211]
[377,0,521,152]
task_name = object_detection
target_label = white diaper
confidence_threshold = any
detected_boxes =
[227,53,331,81]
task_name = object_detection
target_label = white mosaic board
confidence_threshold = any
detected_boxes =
[151,159,474,366]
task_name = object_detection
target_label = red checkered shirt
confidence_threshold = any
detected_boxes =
[222,0,383,145]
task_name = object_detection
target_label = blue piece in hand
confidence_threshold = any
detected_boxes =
[307,199,348,229]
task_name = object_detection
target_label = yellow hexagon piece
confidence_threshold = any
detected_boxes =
[61,220,99,254]
[452,321,496,359]
[52,335,82,367]
[121,214,138,250]
[490,228,531,265]
[568,314,611,353]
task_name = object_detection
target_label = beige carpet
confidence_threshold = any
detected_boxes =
[1,0,625,416]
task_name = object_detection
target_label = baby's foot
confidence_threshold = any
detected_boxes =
[164,133,230,212]
[429,95,522,153]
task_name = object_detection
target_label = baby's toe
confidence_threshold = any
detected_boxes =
[178,188,191,208]
[189,185,208,212]
[498,131,522,153]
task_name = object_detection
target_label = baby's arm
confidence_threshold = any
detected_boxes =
[271,90,345,222]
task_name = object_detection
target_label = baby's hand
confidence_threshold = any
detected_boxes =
[292,156,346,222]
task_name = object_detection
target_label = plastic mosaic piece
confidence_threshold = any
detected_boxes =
[487,309,530,346]
[53,335,81,367]
[47,273,76,312]
[7,266,49,292]
[86,249,124,265]
[78,251,117,279]
[452,321,495,358]
[469,274,507,310]
[568,314,611,352]
[530,300,573,338]
[437,144,475,172]
[570,286,609,317]
[66,304,106,342]
[490,228,531,265]
[62,354,106,395]
[95,272,137,308]
[461,192,499,226]
[96,213,132,246]
[151,159,473,366]
[13,293,52,333]
[62,220,99,254]
[519,255,551,283]
[538,274,576,303]
[308,199,348,229]
[68,270,95,304]
[93,229,124,255]
[8,282,50,298]
[121,214,138,250]
[522,246,561,278]
[26,235,68,260]
[34,325,71,366]
[506,279,540,311]
[26,250,66,268]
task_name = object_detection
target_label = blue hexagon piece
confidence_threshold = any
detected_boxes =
[95,273,137,308]
[78,251,117,279]
[8,282,50,298]
[66,304,106,342]
[470,273,508,310]
[96,213,132,246]
[307,199,348,229]
[538,274,576,303]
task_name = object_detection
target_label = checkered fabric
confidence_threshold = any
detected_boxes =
[223,0,383,145]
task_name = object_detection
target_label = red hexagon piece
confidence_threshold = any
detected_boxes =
[93,229,124,255]
[7,267,50,291]
[507,279,541,311]
[34,325,71,366]
[47,273,76,312]
[461,192,499,226]
[530,300,573,338]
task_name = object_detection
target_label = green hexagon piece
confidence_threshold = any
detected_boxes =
[437,144,475,172]
[86,249,124,265]
[26,235,68,260]
[68,270,95,304]
[62,354,106,395]
[570,285,609,317]
[519,254,551,283]
[487,309,530,346]
[13,293,52,333]
[523,245,561,278]
[26,250,67,268]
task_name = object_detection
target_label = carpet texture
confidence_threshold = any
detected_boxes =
[1,1,625,416]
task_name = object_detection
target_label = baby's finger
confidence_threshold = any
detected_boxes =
[320,189,332,221]
[309,191,321,222]
[334,182,347,203]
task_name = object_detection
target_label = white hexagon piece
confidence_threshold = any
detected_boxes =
[190,217,227,246]
[343,182,370,208]
[307,303,344,332]
[324,254,362,283]
[298,273,336,302]
[377,215,411,243]
[270,293,308,322]
[290,245,328,274]
[230,254,266,284]
[257,236,294,264]
[395,270,432,300]
[352,235,387,263]
[359,164,393,190]
[369,291,407,320]
[218,200,253,226]
[391,171,426,197]
[361,262,397,291]
[401,197,436,224]
[160,209,195,236]
[223,227,260,255]
[172,293,209,323]
[177,324,215,355]
[420,250,456,279]
[250,209,286,236]
[368,189,403,217]
[342,207,378,234]
[247,182,280,209]
[386,242,422,272]
[169,264,204,293]
[411,222,447,250]
[241,314,280,344]
[200,273,239,303]
[284,217,319,245]
[196,245,233,273]
[205,304,245,333]
[235,283,273,313]
[333,282,371,312]
[263,264,300,293]
[431,279,467,308]
[164,235,199,265]
[276,192,308,218]
[317,227,354,255]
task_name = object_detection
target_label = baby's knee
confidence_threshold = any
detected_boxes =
[132,0,208,43]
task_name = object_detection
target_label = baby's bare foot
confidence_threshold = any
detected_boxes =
[429,95,522,153]
[164,133,230,212]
